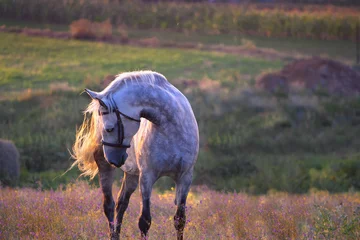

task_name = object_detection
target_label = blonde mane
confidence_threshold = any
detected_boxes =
[71,100,102,179]
[71,71,168,178]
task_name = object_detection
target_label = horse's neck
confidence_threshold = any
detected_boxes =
[114,83,176,124]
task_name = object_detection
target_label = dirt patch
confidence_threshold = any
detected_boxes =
[136,37,161,47]
[0,82,78,101]
[22,27,70,39]
[256,57,360,95]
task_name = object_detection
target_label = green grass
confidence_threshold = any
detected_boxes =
[0,32,282,92]
[190,88,360,193]
[128,29,355,63]
[0,18,68,31]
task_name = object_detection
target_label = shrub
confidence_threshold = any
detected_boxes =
[69,19,112,40]
[0,139,20,186]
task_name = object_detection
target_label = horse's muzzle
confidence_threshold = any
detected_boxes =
[104,148,128,168]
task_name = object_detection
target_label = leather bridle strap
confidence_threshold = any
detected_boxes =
[99,108,140,148]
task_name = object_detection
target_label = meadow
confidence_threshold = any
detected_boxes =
[0,29,359,194]
[0,182,359,239]
[0,2,360,238]
[0,17,356,64]
[0,32,281,91]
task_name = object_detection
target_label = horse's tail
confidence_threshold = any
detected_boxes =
[70,101,101,179]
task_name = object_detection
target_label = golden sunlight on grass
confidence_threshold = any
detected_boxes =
[0,182,359,239]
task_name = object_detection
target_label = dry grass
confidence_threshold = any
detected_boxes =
[0,182,359,239]
[137,37,161,47]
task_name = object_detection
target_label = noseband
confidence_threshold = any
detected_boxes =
[99,108,141,148]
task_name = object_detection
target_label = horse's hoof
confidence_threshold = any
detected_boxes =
[110,232,120,240]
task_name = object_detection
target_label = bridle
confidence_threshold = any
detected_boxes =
[99,108,141,148]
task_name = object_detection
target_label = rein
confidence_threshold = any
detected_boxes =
[99,108,141,148]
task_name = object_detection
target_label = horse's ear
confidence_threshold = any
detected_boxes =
[84,89,108,110]
[84,89,98,99]
[140,108,161,125]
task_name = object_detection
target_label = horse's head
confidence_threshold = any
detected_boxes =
[85,89,141,168]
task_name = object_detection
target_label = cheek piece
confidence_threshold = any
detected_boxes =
[99,108,141,148]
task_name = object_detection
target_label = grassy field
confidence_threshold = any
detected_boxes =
[0,19,356,63]
[128,30,356,64]
[0,29,360,193]
[0,182,359,239]
[0,32,282,91]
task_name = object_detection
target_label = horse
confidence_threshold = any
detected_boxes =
[72,71,199,240]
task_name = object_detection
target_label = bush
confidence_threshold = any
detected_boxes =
[70,19,112,40]
[0,139,20,186]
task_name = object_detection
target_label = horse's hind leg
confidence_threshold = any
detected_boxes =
[138,172,156,238]
[94,149,116,239]
[174,171,193,240]
[114,172,138,238]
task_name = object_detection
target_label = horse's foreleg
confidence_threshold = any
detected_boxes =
[114,173,138,237]
[138,173,155,239]
[102,174,116,240]
[94,149,116,239]
[174,171,193,240]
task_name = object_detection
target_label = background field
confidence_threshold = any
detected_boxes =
[0,1,360,238]
[0,26,359,192]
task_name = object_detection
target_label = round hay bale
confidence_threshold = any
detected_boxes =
[256,72,288,92]
[100,74,117,88]
[0,139,20,185]
[256,57,360,95]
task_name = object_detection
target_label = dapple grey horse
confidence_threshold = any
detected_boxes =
[73,71,199,239]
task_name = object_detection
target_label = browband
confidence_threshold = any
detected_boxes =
[99,109,141,122]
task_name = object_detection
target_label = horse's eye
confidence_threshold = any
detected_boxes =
[106,128,114,133]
